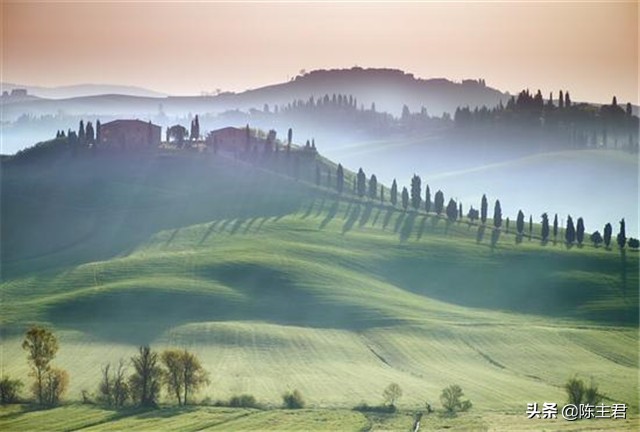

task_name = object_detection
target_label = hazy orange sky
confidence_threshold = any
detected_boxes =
[2,1,638,104]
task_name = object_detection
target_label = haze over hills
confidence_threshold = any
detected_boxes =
[1,82,168,99]
[1,68,507,122]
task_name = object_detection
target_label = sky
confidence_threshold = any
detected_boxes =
[2,1,638,104]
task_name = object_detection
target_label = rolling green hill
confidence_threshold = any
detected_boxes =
[1,152,638,430]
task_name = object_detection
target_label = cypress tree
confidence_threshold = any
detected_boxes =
[425,185,431,213]
[617,219,626,249]
[604,223,612,248]
[516,210,525,234]
[565,216,576,244]
[434,190,444,215]
[368,174,378,200]
[401,187,409,210]
[458,202,463,220]
[480,194,488,224]
[541,213,550,242]
[78,120,85,144]
[493,200,502,228]
[446,199,458,221]
[390,179,398,206]
[553,214,559,240]
[576,217,585,245]
[96,119,101,143]
[528,215,533,239]
[85,121,95,144]
[356,168,367,198]
[410,174,422,210]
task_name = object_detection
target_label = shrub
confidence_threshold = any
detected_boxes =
[629,238,639,249]
[440,384,472,414]
[282,389,305,409]
[353,402,396,413]
[565,376,603,405]
[229,394,261,408]
[0,376,23,404]
[565,377,584,405]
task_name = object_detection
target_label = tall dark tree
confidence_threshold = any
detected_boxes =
[368,174,378,200]
[458,202,463,220]
[390,179,398,206]
[565,91,571,108]
[617,218,626,249]
[576,217,585,245]
[565,216,576,244]
[286,128,292,154]
[401,187,409,210]
[480,194,488,224]
[541,213,550,242]
[78,120,85,144]
[528,215,533,239]
[336,164,344,193]
[446,199,458,221]
[493,200,502,228]
[434,190,445,215]
[516,210,525,234]
[96,120,101,143]
[553,214,559,240]
[604,223,612,248]
[559,90,564,109]
[129,346,162,408]
[85,121,95,144]
[410,175,422,210]
[356,168,367,198]
[425,185,431,213]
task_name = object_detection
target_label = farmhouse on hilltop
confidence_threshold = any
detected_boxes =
[205,126,275,155]
[98,119,161,151]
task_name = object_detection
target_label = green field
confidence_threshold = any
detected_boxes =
[1,153,638,430]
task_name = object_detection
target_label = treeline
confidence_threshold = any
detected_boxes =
[319,164,638,250]
[0,326,302,410]
[455,91,639,152]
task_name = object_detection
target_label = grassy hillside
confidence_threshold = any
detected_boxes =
[1,152,638,429]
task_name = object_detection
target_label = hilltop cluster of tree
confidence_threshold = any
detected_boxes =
[455,90,639,152]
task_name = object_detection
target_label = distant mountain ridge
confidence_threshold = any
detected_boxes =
[1,82,168,99]
[1,68,508,120]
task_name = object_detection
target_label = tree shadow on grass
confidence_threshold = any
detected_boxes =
[314,197,326,217]
[359,202,374,227]
[342,204,361,234]
[417,215,428,240]
[372,208,382,227]
[229,219,246,235]
[393,212,406,233]
[198,220,220,246]
[300,200,315,219]
[319,200,340,230]
[164,228,181,247]
[242,217,258,234]
[399,212,417,242]
[490,228,501,250]
[382,207,395,230]
[476,225,486,244]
